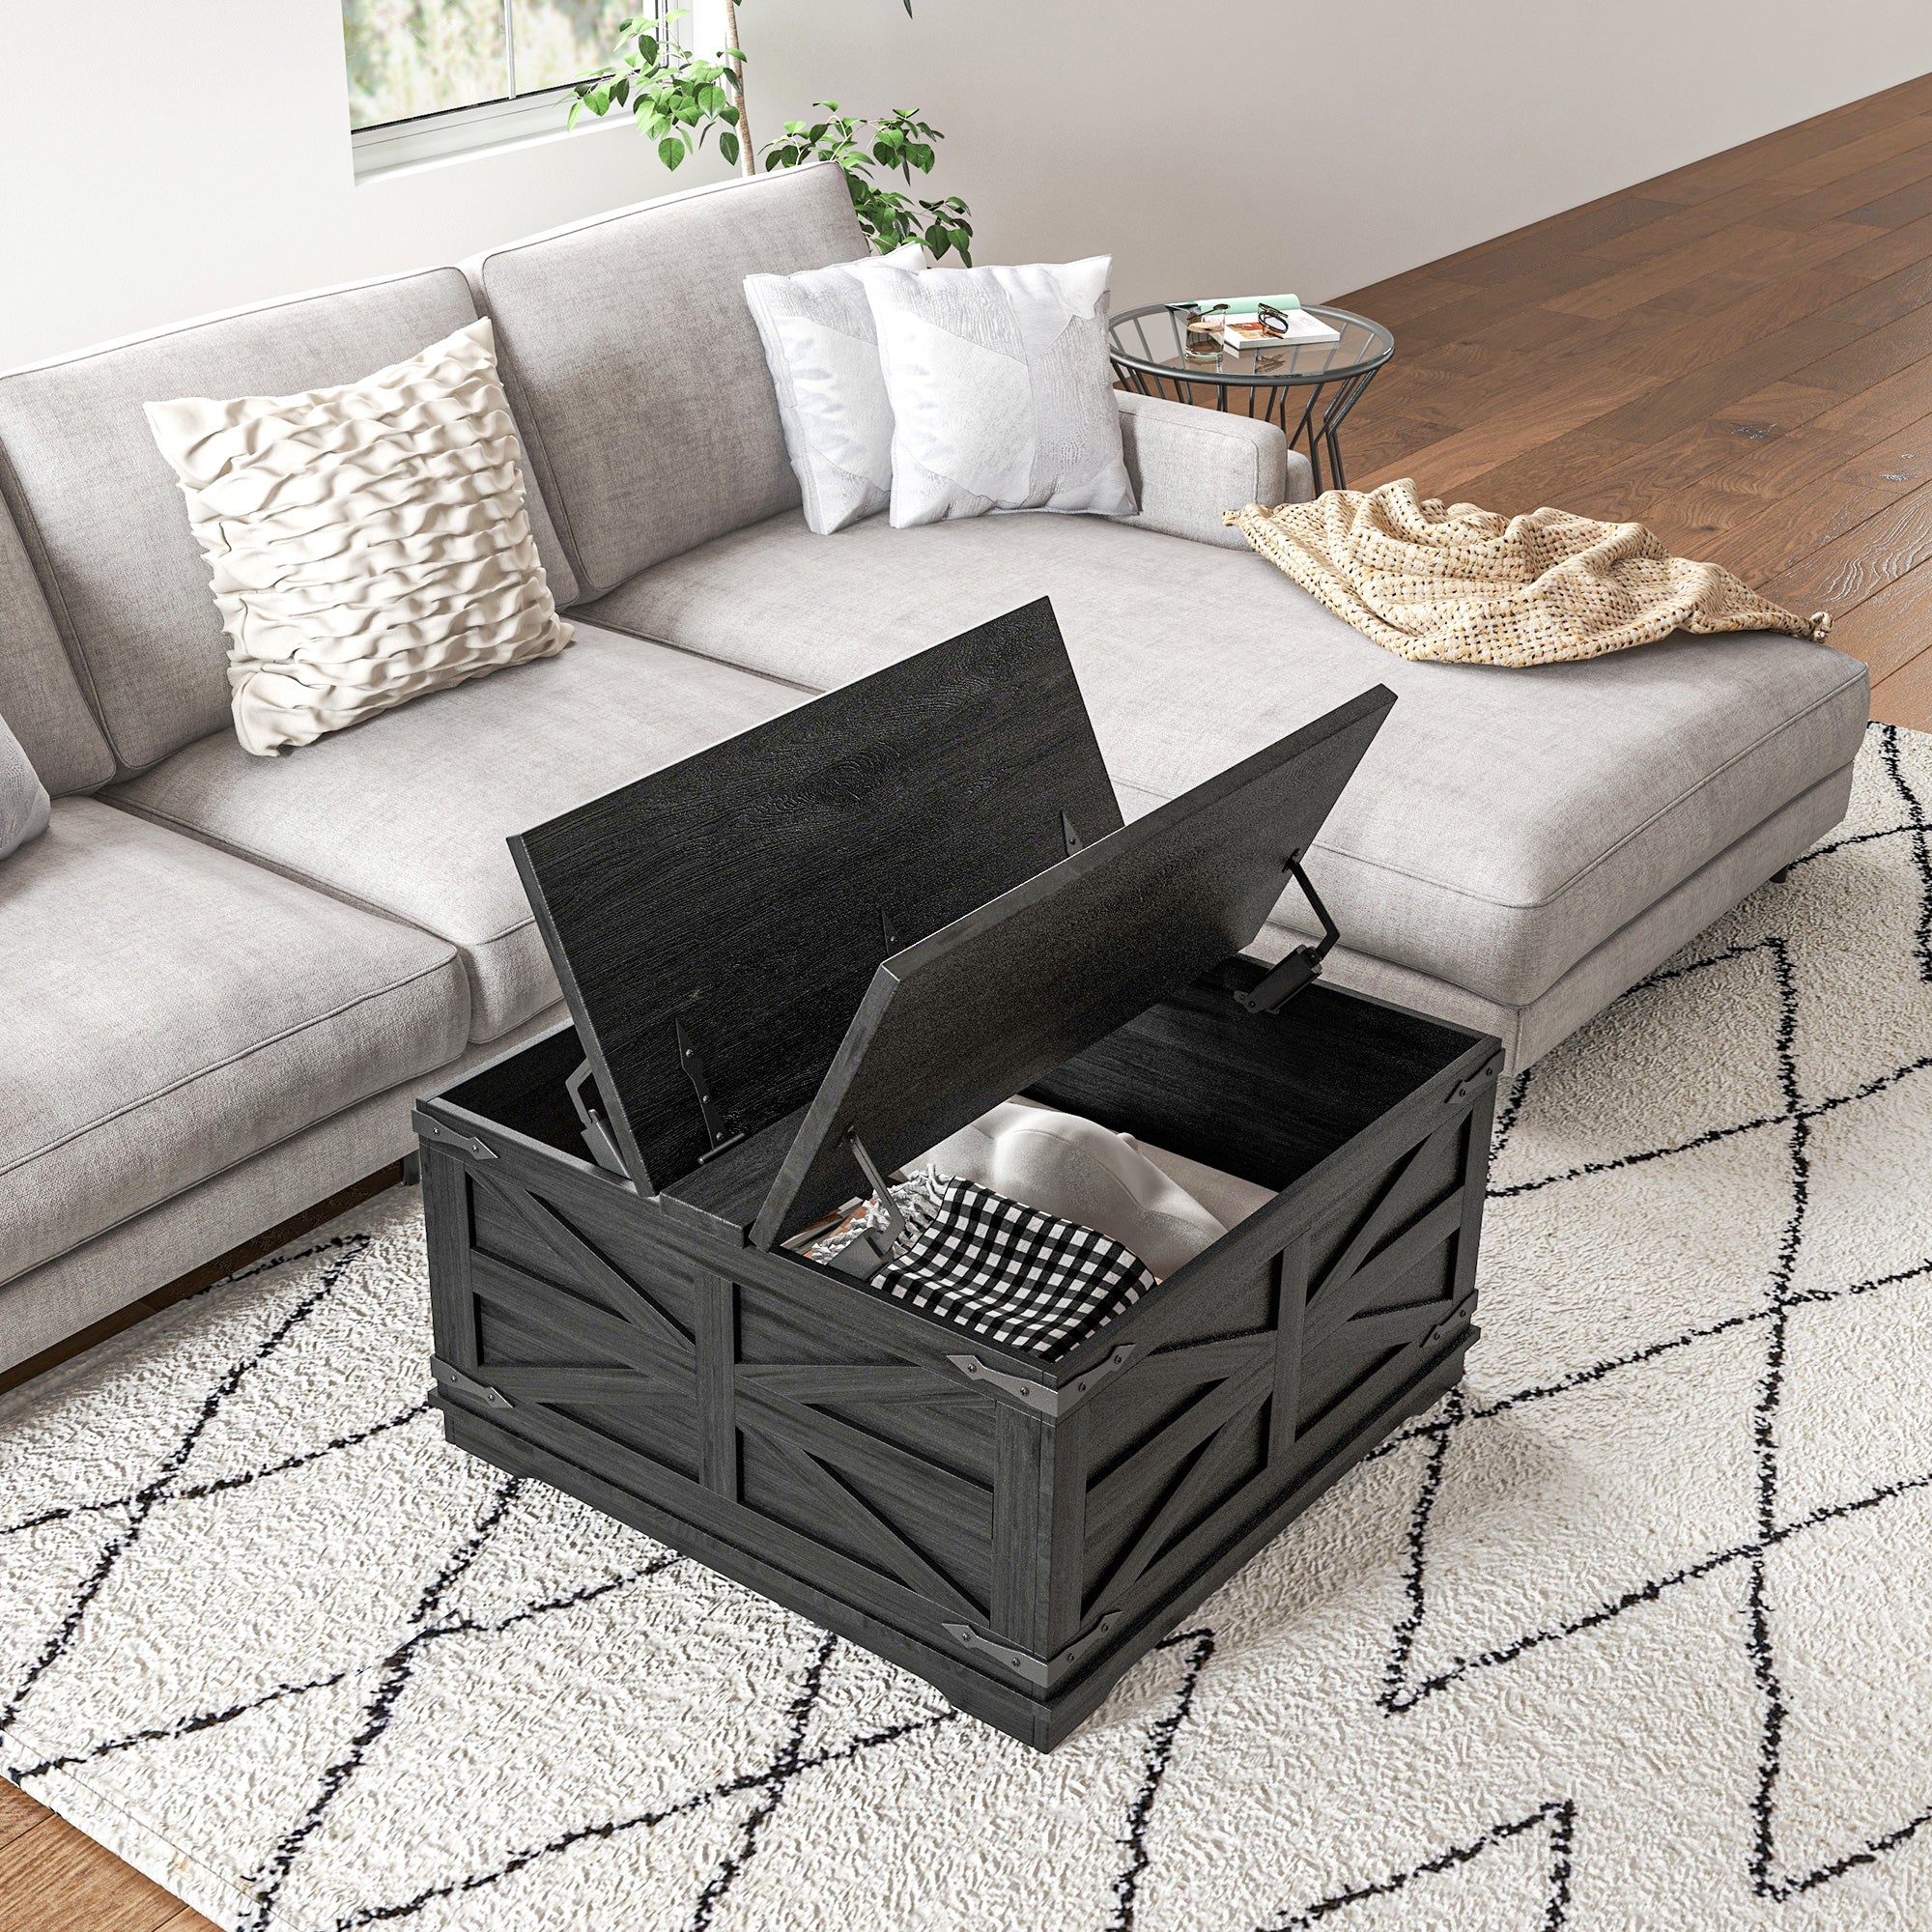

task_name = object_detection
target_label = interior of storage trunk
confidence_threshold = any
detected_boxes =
[441,952,1477,1264]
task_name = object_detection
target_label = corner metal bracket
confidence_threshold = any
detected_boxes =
[941,1609,1127,1689]
[1061,810,1085,857]
[414,1115,497,1162]
[1236,854,1339,1015]
[944,1343,1135,1418]
[678,1019,745,1164]
[1445,1054,1506,1109]
[430,1355,512,1410]
[1421,1293,1479,1357]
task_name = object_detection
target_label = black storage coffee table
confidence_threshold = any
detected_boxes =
[415,599,1498,1749]
[1108,302,1393,492]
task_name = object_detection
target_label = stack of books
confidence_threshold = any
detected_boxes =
[1179,295,1343,351]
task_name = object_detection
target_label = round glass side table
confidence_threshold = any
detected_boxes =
[1107,303,1394,494]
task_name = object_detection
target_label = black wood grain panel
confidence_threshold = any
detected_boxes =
[470,1251,693,1390]
[1031,962,1472,1195]
[696,1270,738,1498]
[1084,1352,1277,1562]
[1267,1238,1309,1466]
[422,1148,477,1369]
[992,1406,1045,1645]
[473,1169,696,1359]
[735,1406,993,1618]
[1041,1408,1088,1655]
[753,688,1395,1245]
[512,600,1122,1192]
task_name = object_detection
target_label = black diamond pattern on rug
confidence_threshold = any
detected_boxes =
[1,724,1929,1930]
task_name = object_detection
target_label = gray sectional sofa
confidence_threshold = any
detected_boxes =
[0,162,1868,1374]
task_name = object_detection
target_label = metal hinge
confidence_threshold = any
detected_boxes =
[1236,855,1339,1015]
[430,1355,513,1410]
[944,1344,1134,1417]
[678,1019,745,1164]
[415,1117,497,1162]
[942,1609,1126,1689]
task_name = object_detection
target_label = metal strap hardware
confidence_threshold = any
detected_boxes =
[1236,855,1339,1014]
[880,908,900,952]
[566,1060,629,1178]
[847,1132,907,1251]
[942,1610,1126,1689]
[430,1355,512,1410]
[945,1344,1135,1418]
[1420,1294,1478,1355]
[416,1117,497,1162]
[1061,810,1085,857]
[1446,1056,1506,1108]
[678,1019,745,1164]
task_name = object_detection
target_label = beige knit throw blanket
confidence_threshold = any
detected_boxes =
[1225,479,1830,667]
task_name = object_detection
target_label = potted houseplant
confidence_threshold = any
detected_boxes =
[569,5,973,262]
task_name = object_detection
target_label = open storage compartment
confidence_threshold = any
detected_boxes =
[416,600,1501,1748]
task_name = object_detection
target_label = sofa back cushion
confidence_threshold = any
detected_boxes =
[0,270,579,775]
[465,161,867,600]
[0,491,113,794]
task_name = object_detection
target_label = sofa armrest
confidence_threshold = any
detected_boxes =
[1114,390,1314,549]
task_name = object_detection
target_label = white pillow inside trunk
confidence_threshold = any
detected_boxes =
[853,254,1138,527]
[744,242,926,535]
[145,318,571,756]
[916,1100,1227,1279]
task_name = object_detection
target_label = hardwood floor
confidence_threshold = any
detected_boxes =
[1332,69,1932,727]
[0,1784,213,1932]
[7,71,1932,1932]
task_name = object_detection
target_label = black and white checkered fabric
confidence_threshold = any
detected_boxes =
[869,1176,1154,1356]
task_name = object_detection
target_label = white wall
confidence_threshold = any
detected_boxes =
[5,0,1931,369]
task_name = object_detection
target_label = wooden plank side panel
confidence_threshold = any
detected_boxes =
[695,1269,738,1498]
[422,1144,477,1372]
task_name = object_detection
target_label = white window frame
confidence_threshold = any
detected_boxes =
[349,1,677,185]
[353,87,589,184]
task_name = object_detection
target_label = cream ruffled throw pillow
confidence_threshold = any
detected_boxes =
[146,318,571,755]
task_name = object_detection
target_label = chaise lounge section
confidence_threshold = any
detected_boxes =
[0,161,1867,1374]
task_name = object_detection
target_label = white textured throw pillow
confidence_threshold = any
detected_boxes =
[744,242,926,535]
[145,319,571,756]
[854,254,1137,527]
[0,710,50,861]
[916,1101,1227,1279]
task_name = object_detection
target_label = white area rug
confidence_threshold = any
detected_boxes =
[4,724,1930,1932]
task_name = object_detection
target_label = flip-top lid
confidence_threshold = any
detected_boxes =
[510,599,1124,1192]
[751,684,1395,1247]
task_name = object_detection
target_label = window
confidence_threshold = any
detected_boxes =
[344,0,656,177]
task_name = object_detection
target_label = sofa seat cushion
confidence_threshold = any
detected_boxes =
[579,510,1868,1009]
[109,625,804,1044]
[1,799,467,1286]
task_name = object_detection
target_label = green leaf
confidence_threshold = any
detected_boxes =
[659,135,686,169]
[720,129,740,165]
